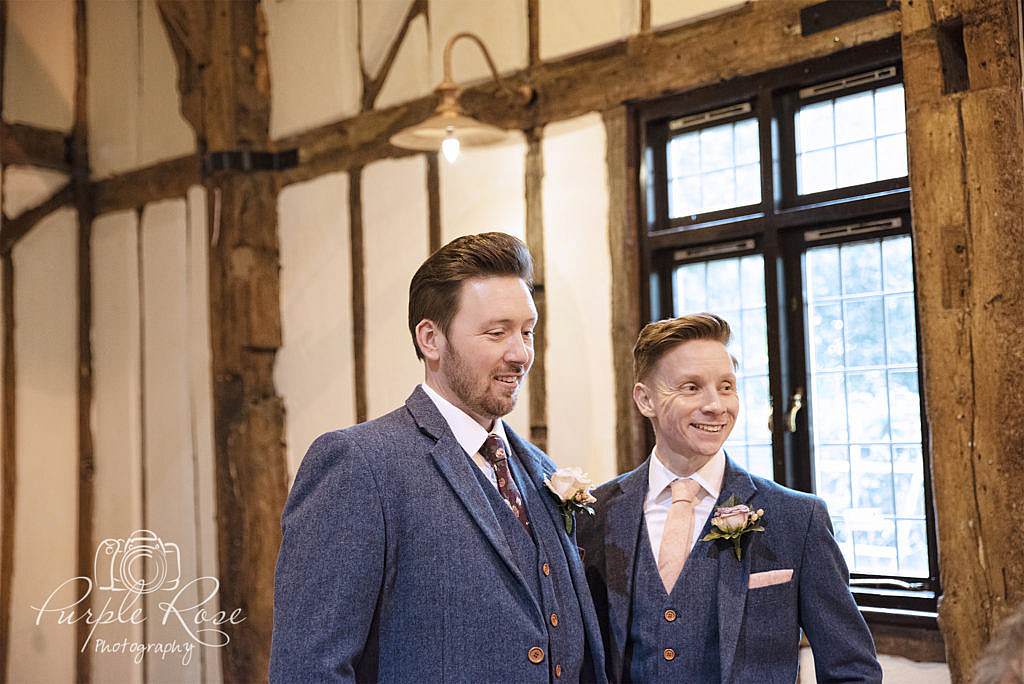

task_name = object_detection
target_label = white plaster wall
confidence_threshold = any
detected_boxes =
[86,0,194,177]
[540,0,638,60]
[264,0,361,139]
[375,14,432,109]
[2,166,67,218]
[137,0,195,168]
[438,137,531,436]
[429,0,527,86]
[87,0,139,177]
[8,208,78,684]
[185,186,223,684]
[138,199,202,684]
[3,0,75,130]
[542,115,616,483]
[276,172,356,482]
[362,0,414,79]
[90,209,145,684]
[362,156,429,418]
[651,0,749,30]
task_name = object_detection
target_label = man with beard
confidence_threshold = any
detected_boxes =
[271,233,607,683]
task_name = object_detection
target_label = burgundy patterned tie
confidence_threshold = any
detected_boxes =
[479,434,531,530]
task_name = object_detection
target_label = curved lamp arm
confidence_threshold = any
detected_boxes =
[439,32,533,103]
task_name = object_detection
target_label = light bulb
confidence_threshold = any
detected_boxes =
[441,135,461,164]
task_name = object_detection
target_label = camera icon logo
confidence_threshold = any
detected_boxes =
[93,529,181,594]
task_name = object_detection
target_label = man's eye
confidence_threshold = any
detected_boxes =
[486,331,504,338]
[523,330,535,338]
[681,384,699,393]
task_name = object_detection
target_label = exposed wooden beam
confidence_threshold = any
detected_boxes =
[528,0,540,66]
[274,1,898,188]
[92,154,200,215]
[0,121,71,173]
[156,3,286,681]
[901,0,1024,678]
[0,183,74,256]
[72,2,94,681]
[640,0,652,32]
[426,153,441,252]
[524,128,547,452]
[602,106,645,474]
[348,168,367,424]
[0,252,13,684]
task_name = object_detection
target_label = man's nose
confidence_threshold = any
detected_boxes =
[505,333,531,365]
[702,391,726,413]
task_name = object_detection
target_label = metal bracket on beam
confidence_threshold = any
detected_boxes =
[203,149,299,174]
[800,0,896,37]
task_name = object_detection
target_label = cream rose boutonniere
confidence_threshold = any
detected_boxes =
[701,495,765,560]
[544,467,597,534]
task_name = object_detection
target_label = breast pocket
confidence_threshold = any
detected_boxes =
[746,569,795,611]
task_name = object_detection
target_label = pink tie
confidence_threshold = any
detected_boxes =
[657,478,704,593]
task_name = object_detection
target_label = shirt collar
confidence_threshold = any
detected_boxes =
[420,383,510,456]
[646,447,726,504]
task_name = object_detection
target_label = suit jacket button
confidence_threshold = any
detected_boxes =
[550,612,559,627]
[663,648,676,661]
[664,608,677,622]
[542,563,551,576]
[555,663,562,678]
[528,647,545,664]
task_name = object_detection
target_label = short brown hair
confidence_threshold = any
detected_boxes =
[408,232,534,359]
[633,313,733,382]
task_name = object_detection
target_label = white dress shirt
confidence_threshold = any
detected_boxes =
[420,383,510,489]
[644,448,726,565]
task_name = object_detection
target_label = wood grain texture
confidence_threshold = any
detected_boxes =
[903,0,1024,678]
[156,2,286,681]
[602,107,645,474]
[0,122,70,173]
[524,129,547,452]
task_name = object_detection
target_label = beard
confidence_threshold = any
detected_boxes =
[442,341,526,421]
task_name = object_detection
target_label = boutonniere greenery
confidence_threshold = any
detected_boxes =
[543,467,597,534]
[701,495,765,560]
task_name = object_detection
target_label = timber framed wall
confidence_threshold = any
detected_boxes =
[2,0,1023,682]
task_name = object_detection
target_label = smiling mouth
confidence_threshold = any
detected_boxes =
[692,423,725,433]
[494,375,522,388]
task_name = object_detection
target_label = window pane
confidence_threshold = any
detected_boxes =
[804,235,928,577]
[796,83,907,195]
[668,117,761,218]
[673,254,772,480]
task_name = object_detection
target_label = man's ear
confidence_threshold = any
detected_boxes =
[415,319,444,362]
[633,382,657,419]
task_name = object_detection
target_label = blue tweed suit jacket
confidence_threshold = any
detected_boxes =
[270,387,608,683]
[576,456,882,684]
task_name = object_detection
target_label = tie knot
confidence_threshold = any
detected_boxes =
[670,478,703,504]
[480,434,509,465]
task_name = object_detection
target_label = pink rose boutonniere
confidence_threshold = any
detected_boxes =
[701,495,765,560]
[544,467,597,534]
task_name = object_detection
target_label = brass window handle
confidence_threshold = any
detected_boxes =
[768,387,804,434]
[786,387,804,433]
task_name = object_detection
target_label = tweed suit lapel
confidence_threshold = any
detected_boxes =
[405,389,535,605]
[604,459,649,675]
[715,457,758,684]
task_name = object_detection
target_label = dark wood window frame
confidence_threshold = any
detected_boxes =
[634,36,940,628]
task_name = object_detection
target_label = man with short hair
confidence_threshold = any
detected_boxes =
[271,232,607,683]
[577,313,881,683]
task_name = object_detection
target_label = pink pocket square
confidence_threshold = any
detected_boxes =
[748,569,793,589]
